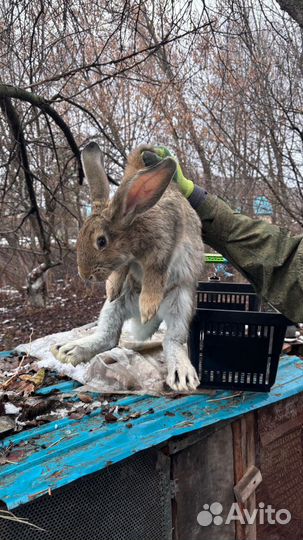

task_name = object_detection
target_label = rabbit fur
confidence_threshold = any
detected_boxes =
[52,142,204,391]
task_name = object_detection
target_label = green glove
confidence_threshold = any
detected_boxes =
[142,146,194,199]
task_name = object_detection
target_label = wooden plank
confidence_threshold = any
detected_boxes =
[245,413,258,540]
[232,420,246,540]
[234,465,262,504]
[232,413,258,540]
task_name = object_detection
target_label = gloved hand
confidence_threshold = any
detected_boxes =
[142,146,194,199]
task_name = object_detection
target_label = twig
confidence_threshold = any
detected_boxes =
[46,436,66,449]
[27,328,34,358]
[207,392,243,403]
[1,329,34,389]
[0,510,46,531]
[1,356,25,389]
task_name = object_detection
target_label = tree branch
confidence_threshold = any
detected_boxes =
[275,0,303,29]
[0,97,51,253]
[0,83,84,184]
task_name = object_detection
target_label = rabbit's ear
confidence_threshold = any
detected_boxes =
[81,142,109,213]
[122,157,176,218]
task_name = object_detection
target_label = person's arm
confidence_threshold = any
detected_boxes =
[189,186,303,323]
[142,148,303,323]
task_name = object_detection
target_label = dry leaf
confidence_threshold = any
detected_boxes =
[19,369,45,388]
[6,449,26,463]
[6,380,36,397]
[129,412,141,419]
[20,400,54,421]
[69,411,86,420]
[20,382,36,397]
[104,412,118,423]
[78,393,93,404]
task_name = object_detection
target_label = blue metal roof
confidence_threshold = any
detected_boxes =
[1,354,303,509]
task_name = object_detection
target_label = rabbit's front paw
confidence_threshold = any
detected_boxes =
[106,279,123,302]
[51,341,94,366]
[166,359,200,392]
[140,291,163,324]
[106,269,127,302]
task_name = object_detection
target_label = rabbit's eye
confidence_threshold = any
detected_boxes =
[96,235,107,250]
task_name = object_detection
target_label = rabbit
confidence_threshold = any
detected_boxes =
[52,142,204,391]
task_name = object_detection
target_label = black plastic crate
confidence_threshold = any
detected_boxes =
[196,282,260,311]
[189,282,288,392]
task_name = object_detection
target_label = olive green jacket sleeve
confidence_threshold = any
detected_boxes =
[196,194,303,323]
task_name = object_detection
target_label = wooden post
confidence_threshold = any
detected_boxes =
[232,413,259,540]
[245,413,258,540]
[232,420,247,540]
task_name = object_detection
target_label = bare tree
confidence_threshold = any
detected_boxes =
[1,0,302,306]
[0,0,206,303]
[275,0,303,28]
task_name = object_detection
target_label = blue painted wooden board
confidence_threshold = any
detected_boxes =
[1,354,303,509]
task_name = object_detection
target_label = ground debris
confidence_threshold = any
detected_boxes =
[69,408,88,420]
[7,380,36,397]
[77,393,93,404]
[19,369,45,388]
[1,278,105,351]
[0,350,74,434]
[118,405,130,413]
[0,416,15,436]
[0,442,14,464]
[4,403,20,415]
[1,354,53,397]
[19,399,57,421]
[104,412,118,423]
[206,391,243,403]
[0,347,145,440]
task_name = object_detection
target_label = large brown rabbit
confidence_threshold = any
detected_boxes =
[52,142,204,391]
